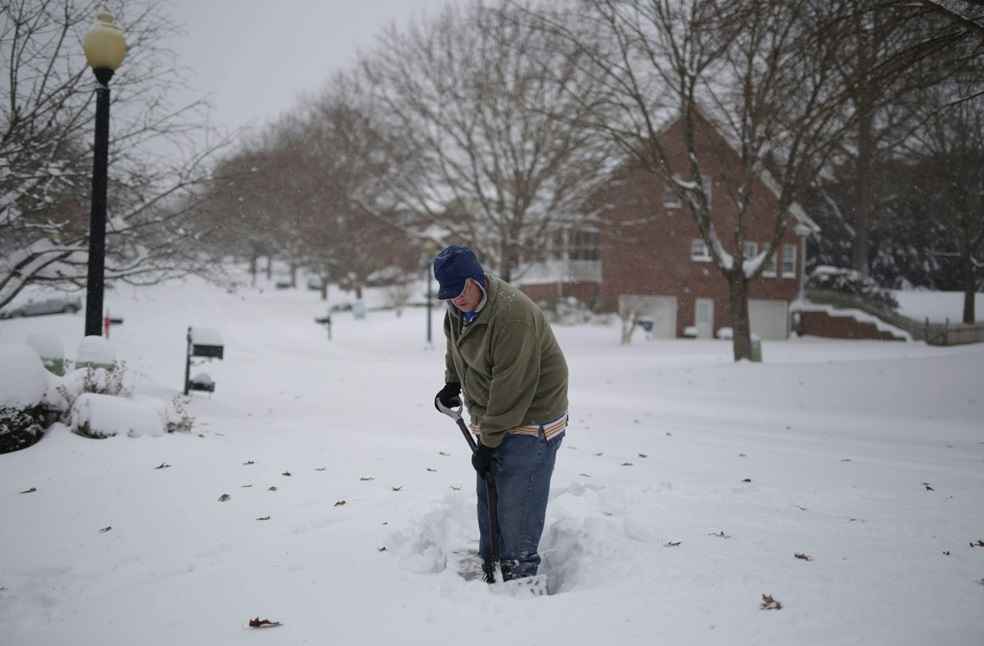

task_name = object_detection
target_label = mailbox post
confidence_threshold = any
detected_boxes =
[184,326,224,395]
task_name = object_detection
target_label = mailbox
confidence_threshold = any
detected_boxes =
[184,326,224,395]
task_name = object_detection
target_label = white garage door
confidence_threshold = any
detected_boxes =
[620,295,678,338]
[749,299,789,340]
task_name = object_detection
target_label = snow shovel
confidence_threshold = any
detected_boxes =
[436,400,499,584]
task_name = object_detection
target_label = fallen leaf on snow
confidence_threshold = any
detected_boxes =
[970,539,984,548]
[281,471,292,477]
[218,494,231,502]
[360,476,375,482]
[426,468,437,472]
[578,473,592,478]
[243,460,255,466]
[18,487,36,494]
[315,467,327,472]
[439,451,450,456]
[794,553,814,561]
[664,541,682,547]
[761,594,782,610]
[98,526,112,533]
[621,462,634,467]
[708,531,732,539]
[248,617,282,628]
[391,486,403,492]
[256,516,271,521]
[154,463,171,470]
[638,453,648,458]
[334,500,347,507]
[268,486,278,492]
[377,546,387,552]
[923,482,935,491]
[742,478,752,483]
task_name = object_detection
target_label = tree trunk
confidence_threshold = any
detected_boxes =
[499,239,515,283]
[266,256,273,281]
[963,251,976,324]
[355,284,363,300]
[289,262,298,288]
[851,16,876,277]
[852,93,875,276]
[249,255,258,287]
[320,279,329,302]
[728,272,752,361]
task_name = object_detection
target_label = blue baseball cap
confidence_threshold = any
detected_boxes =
[433,245,486,300]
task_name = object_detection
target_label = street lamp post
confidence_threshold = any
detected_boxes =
[82,10,127,337]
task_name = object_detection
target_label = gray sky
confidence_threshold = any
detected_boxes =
[164,0,452,142]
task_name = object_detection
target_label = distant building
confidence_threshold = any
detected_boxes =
[517,111,818,340]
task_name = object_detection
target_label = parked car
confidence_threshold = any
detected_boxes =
[0,296,82,319]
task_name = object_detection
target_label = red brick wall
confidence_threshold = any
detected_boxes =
[597,115,803,336]
[797,310,905,341]
[521,282,601,306]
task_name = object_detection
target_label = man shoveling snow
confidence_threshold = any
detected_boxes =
[432,245,568,592]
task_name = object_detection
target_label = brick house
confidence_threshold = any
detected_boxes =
[518,111,819,340]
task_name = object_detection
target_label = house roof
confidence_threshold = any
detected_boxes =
[658,107,821,235]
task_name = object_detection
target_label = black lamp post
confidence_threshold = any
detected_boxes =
[82,10,127,337]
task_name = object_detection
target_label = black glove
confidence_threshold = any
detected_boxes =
[434,382,462,412]
[471,443,496,479]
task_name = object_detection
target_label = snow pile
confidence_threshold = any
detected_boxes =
[0,343,49,407]
[70,393,173,438]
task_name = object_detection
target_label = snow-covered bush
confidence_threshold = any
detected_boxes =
[70,393,180,439]
[807,266,899,310]
[26,333,65,376]
[0,344,52,453]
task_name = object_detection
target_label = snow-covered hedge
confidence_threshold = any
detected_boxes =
[807,266,899,310]
[0,344,52,453]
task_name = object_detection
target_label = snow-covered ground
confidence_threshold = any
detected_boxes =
[894,290,982,323]
[1,277,983,646]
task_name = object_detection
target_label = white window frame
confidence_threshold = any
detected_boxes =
[762,243,778,277]
[663,182,682,209]
[691,238,712,262]
[782,243,797,278]
[742,241,758,261]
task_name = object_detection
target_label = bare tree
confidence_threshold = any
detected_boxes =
[0,0,223,309]
[527,0,848,360]
[903,82,984,323]
[362,0,613,281]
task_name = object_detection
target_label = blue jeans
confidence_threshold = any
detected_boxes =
[477,429,563,581]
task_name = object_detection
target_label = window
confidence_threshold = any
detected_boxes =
[663,183,682,209]
[551,229,566,260]
[742,241,758,261]
[570,229,600,261]
[701,175,712,209]
[691,238,711,262]
[782,243,797,277]
[762,245,778,277]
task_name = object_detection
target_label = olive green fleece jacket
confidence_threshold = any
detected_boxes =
[443,274,569,448]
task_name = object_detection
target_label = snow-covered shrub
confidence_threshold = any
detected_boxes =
[70,393,174,439]
[0,344,52,453]
[27,333,65,376]
[807,266,899,310]
[717,327,734,340]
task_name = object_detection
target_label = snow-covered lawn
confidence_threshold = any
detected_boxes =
[1,278,983,646]
[894,290,983,323]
